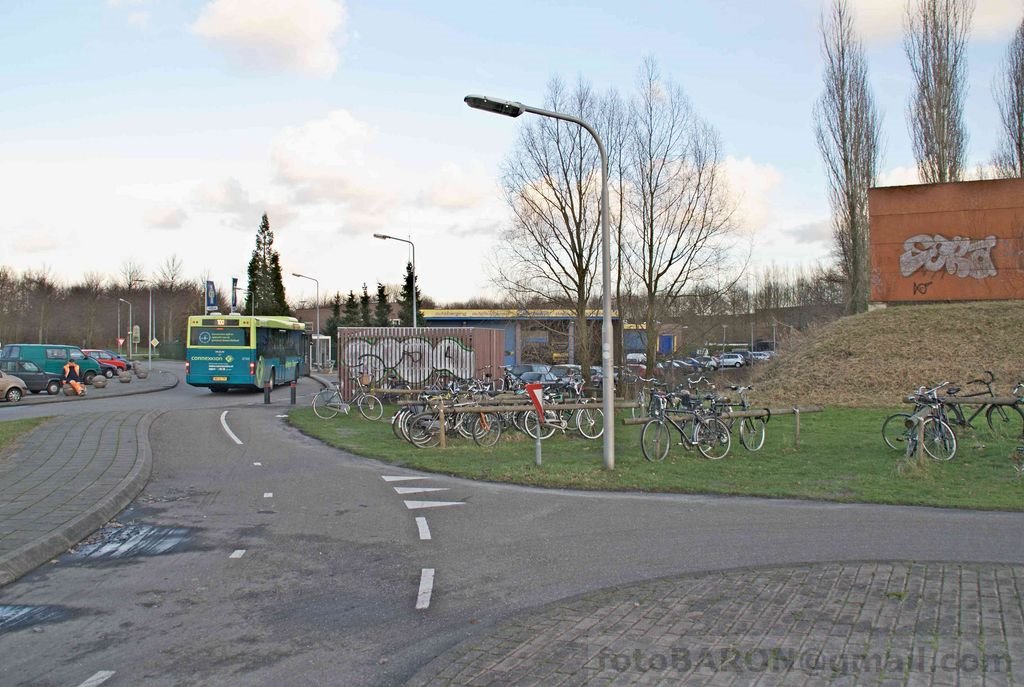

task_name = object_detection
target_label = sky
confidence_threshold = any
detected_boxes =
[2,0,1021,307]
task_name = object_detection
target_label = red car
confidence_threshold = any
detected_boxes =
[83,349,131,374]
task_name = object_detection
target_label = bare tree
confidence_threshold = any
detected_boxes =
[491,76,603,372]
[993,17,1024,178]
[904,0,974,183]
[814,0,883,314]
[624,59,736,369]
[118,259,146,291]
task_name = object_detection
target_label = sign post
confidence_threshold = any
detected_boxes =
[525,383,544,467]
[205,280,217,314]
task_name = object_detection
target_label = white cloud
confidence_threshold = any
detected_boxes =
[806,0,1020,43]
[723,156,784,232]
[191,0,347,78]
[418,162,497,210]
[144,205,188,229]
[877,165,920,187]
[13,235,59,254]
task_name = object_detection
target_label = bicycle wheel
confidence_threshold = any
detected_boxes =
[391,407,411,440]
[312,390,340,419]
[357,393,384,421]
[738,417,766,451]
[881,413,913,450]
[985,404,1024,441]
[696,417,732,460]
[523,410,558,440]
[472,412,502,447]
[640,419,671,462]
[921,418,957,461]
[575,407,605,439]
[408,412,441,448]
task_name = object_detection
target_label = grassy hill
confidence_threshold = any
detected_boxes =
[752,301,1024,407]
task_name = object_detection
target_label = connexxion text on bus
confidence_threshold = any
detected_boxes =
[185,314,306,392]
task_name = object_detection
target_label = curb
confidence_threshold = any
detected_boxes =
[0,410,159,587]
[20,369,179,406]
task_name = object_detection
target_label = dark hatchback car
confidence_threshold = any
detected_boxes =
[0,359,62,395]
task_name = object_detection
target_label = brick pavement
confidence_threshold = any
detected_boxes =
[407,561,1024,686]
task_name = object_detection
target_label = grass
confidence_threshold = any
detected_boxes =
[0,417,48,458]
[288,406,1024,511]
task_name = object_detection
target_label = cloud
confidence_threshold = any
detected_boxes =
[784,219,831,244]
[191,0,347,77]
[13,235,59,254]
[723,156,784,231]
[877,165,920,187]
[144,205,188,229]
[814,0,1022,43]
[418,163,497,211]
[193,177,265,230]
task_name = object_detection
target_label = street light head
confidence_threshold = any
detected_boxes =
[291,272,304,278]
[464,94,525,118]
[373,233,393,240]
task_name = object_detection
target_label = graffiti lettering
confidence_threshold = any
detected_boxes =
[899,234,997,280]
[341,337,475,385]
[912,281,931,295]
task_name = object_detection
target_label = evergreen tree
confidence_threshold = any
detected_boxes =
[359,283,371,326]
[243,213,289,315]
[324,292,343,335]
[374,283,391,327]
[341,291,360,326]
[397,261,421,326]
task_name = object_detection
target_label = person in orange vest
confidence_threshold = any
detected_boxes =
[62,358,85,396]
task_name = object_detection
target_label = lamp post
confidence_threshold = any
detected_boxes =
[372,233,416,328]
[118,298,132,360]
[116,299,123,353]
[464,93,615,470]
[292,272,320,366]
[137,280,153,371]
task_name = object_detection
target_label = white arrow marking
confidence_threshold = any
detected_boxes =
[77,671,116,687]
[229,549,246,559]
[381,476,427,482]
[404,500,463,510]
[393,487,449,495]
[416,568,435,609]
[415,516,432,540]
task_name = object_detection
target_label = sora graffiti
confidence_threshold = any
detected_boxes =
[340,336,475,385]
[899,234,998,280]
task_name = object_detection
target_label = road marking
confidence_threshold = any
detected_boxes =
[263,492,273,498]
[415,516,432,540]
[394,487,449,495]
[275,414,288,418]
[77,671,116,687]
[404,500,463,510]
[416,568,435,609]
[381,475,426,482]
[229,549,246,559]
[219,411,243,445]
[253,462,262,466]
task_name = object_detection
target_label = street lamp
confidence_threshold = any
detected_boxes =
[292,272,320,366]
[118,298,132,359]
[372,234,416,328]
[465,93,615,470]
[135,280,154,370]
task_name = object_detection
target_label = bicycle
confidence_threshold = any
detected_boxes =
[881,383,957,461]
[313,375,383,421]
[717,385,767,451]
[312,384,350,419]
[640,388,731,461]
[941,371,1024,440]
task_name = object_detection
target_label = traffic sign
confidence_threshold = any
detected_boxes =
[117,337,125,346]
[150,338,160,348]
[525,383,544,416]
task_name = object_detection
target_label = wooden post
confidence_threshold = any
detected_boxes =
[793,408,800,449]
[438,405,447,449]
[916,417,926,468]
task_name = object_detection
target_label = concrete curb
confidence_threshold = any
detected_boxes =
[15,369,179,407]
[0,410,159,587]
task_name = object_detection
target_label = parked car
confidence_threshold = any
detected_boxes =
[509,363,551,379]
[549,364,582,384]
[730,349,754,365]
[518,371,561,388]
[83,349,131,373]
[751,351,773,362]
[718,352,746,368]
[0,369,28,402]
[694,356,720,370]
[0,360,62,395]
[0,344,102,384]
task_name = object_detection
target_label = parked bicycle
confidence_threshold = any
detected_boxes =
[312,373,383,421]
[881,383,957,461]
[640,387,731,461]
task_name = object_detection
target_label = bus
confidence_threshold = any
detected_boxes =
[185,314,306,392]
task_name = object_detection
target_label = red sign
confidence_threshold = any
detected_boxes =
[525,383,544,416]
[117,337,125,346]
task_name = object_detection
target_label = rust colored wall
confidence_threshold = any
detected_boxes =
[869,178,1024,302]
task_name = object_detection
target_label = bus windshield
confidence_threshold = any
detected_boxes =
[189,327,250,347]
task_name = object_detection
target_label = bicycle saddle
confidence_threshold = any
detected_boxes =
[946,387,961,395]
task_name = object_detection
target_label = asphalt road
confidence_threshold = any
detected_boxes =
[1,363,1023,686]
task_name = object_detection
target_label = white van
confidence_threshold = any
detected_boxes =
[625,353,647,364]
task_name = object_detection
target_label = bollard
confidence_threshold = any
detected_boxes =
[793,408,800,449]
[290,380,296,405]
[535,431,542,466]
[264,381,271,404]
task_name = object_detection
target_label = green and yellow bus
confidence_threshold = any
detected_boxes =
[185,314,306,392]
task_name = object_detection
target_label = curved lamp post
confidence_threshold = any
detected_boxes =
[464,94,615,470]
[118,298,132,359]
[372,233,416,328]
[292,272,320,365]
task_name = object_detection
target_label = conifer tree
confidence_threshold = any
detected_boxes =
[374,283,391,327]
[243,213,289,315]
[359,283,371,326]
[324,292,343,335]
[341,291,360,326]
[397,261,421,326]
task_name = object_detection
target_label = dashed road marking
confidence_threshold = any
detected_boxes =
[229,549,246,559]
[219,411,243,445]
[394,487,449,495]
[382,475,426,482]
[404,500,463,510]
[415,516,432,540]
[77,671,116,687]
[416,568,435,610]
[263,492,273,498]
[253,462,262,466]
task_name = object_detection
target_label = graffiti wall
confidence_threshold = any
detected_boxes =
[869,178,1024,302]
[335,327,504,394]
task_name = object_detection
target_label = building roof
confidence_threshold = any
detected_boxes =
[421,308,619,321]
